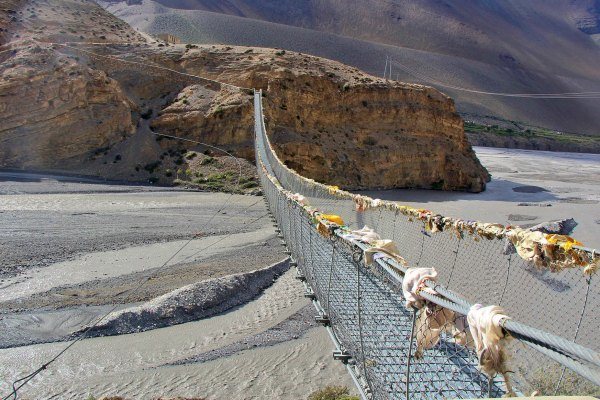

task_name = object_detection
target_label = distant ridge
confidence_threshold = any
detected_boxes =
[101,0,600,136]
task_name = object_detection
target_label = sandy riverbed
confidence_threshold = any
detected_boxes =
[0,172,354,399]
[0,269,353,399]
[363,147,600,248]
[1,147,597,399]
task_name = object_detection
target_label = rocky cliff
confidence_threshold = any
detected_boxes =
[0,45,137,169]
[0,1,489,192]
[152,46,489,191]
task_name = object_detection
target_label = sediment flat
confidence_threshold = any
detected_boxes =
[0,173,353,398]
[364,147,600,248]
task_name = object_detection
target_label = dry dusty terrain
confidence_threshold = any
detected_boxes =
[1,149,598,398]
[101,0,600,136]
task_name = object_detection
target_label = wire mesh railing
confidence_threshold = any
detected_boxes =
[253,90,600,399]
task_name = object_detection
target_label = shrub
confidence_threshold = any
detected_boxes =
[308,386,359,400]
[200,156,215,165]
[431,179,445,190]
[204,181,224,190]
[140,109,153,119]
[242,181,258,189]
[144,161,161,173]
[207,172,231,182]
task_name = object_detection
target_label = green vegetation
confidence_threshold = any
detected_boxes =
[200,156,215,165]
[464,121,600,147]
[207,171,236,182]
[241,180,258,189]
[431,179,445,190]
[308,386,359,400]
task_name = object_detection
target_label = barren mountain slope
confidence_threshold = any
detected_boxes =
[0,0,489,191]
[145,0,600,78]
[102,0,600,136]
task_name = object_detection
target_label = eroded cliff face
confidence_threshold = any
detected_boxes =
[155,47,489,191]
[0,46,137,169]
[0,1,489,191]
[261,74,487,191]
[150,86,255,160]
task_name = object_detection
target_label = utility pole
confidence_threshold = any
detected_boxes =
[384,56,389,79]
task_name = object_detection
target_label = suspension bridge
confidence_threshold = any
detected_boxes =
[253,89,599,399]
[2,40,599,399]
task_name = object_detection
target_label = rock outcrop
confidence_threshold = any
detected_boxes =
[262,75,487,191]
[157,47,490,191]
[0,1,489,191]
[0,46,137,169]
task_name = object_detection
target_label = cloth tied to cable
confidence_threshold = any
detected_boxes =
[402,267,438,309]
[345,226,381,243]
[506,228,590,272]
[327,185,339,195]
[343,226,406,267]
[315,214,344,236]
[291,193,308,206]
[467,304,511,375]
[364,239,407,266]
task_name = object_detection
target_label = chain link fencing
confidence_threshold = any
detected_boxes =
[254,91,600,399]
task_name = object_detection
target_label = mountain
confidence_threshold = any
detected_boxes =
[0,0,489,191]
[101,0,600,136]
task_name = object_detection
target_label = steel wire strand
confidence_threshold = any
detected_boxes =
[554,274,594,394]
[253,91,600,396]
